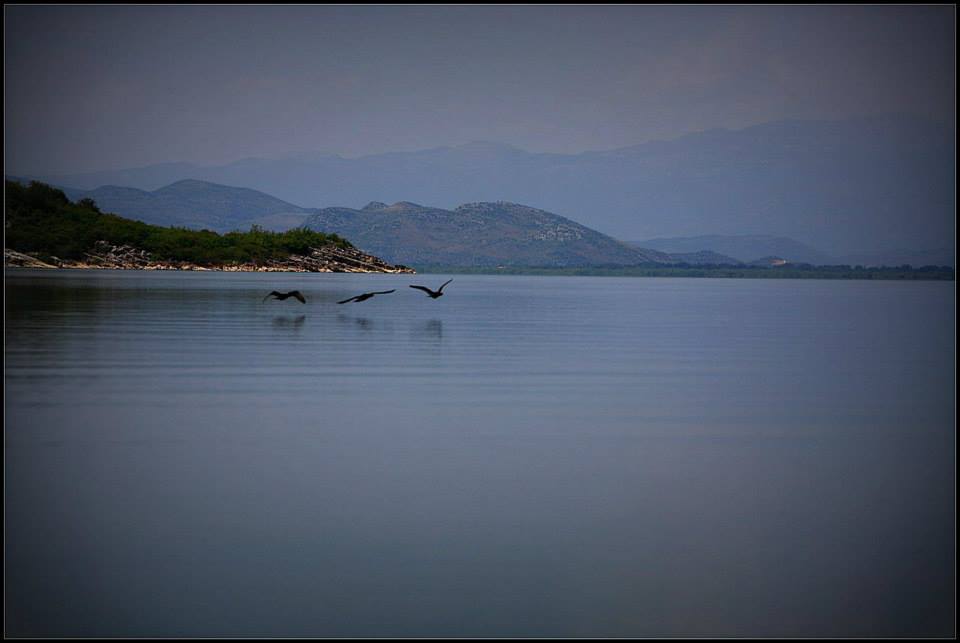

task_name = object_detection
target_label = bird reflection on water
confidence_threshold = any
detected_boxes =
[271,314,306,330]
[337,313,375,331]
[413,319,443,340]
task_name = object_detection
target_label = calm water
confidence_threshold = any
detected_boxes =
[5,270,956,637]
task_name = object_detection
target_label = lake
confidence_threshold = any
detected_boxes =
[4,270,955,637]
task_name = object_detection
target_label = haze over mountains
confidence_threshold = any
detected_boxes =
[15,115,955,266]
[634,235,956,268]
[57,179,311,231]
[634,235,838,266]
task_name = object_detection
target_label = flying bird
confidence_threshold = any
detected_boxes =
[337,290,396,304]
[409,279,453,299]
[263,290,306,304]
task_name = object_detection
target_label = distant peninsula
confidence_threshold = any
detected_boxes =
[3,181,413,273]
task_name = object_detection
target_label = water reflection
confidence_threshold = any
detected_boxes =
[271,314,306,330]
[4,270,956,638]
[337,313,373,331]
[5,280,120,358]
[412,319,443,341]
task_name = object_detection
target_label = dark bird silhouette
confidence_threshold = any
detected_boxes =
[409,279,453,299]
[263,290,306,304]
[337,290,396,304]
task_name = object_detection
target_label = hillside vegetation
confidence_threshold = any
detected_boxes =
[304,200,669,267]
[4,180,351,265]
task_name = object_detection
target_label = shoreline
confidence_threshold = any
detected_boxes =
[8,264,954,281]
[4,244,415,274]
[3,264,409,273]
[7,249,953,281]
[416,265,956,281]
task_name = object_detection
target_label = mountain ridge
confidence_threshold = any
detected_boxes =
[35,178,311,231]
[303,200,670,268]
[16,115,954,260]
[9,172,951,267]
[634,234,837,266]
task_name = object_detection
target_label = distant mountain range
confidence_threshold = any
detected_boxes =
[635,234,955,267]
[15,114,955,260]
[634,235,835,265]
[9,175,951,268]
[658,250,744,266]
[7,176,668,267]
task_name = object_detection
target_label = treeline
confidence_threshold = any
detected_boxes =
[4,180,352,265]
[417,263,956,280]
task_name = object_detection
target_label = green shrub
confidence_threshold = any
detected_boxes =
[5,180,353,264]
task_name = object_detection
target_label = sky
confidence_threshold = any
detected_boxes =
[4,4,956,174]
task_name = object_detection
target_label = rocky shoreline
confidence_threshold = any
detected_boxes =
[4,241,415,273]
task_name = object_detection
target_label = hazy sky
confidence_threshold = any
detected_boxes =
[4,4,956,173]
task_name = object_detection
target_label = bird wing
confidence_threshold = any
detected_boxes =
[291,291,306,304]
[409,285,434,294]
[337,296,358,304]
[262,291,279,302]
[373,290,396,295]
[438,279,453,292]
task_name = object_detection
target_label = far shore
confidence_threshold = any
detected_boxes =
[416,264,956,281]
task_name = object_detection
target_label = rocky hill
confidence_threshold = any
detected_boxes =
[303,200,670,267]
